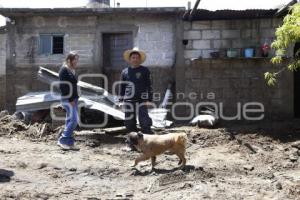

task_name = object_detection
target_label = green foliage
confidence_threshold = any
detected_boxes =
[266,3,300,86]
[264,72,277,86]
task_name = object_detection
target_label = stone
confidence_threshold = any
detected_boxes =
[291,141,300,149]
[181,183,193,189]
[0,110,9,119]
[36,163,48,170]
[289,154,298,162]
[276,182,283,190]
[69,168,77,172]
[243,165,254,171]
[17,162,28,169]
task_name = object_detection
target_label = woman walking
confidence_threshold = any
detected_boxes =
[57,51,79,150]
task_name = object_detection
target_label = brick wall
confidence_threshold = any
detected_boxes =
[175,58,294,120]
[183,18,289,60]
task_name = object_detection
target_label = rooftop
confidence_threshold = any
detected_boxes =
[183,9,279,21]
[0,7,185,17]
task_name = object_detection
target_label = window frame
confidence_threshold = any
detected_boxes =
[39,33,65,55]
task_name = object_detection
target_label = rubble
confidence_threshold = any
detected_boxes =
[190,106,219,128]
[0,112,58,140]
[291,141,300,149]
[0,110,9,118]
[243,165,254,171]
[276,182,283,190]
[15,67,174,130]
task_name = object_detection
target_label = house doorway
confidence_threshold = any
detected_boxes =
[294,42,300,118]
[102,33,133,93]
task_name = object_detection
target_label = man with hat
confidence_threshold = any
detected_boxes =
[119,47,153,134]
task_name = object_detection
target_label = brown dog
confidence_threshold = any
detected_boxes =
[126,132,187,170]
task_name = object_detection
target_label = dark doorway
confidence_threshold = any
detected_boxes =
[102,33,133,92]
[103,33,133,68]
[294,42,300,118]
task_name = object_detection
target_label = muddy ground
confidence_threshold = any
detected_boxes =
[0,113,300,200]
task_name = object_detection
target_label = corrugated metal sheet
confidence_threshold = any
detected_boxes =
[183,9,278,21]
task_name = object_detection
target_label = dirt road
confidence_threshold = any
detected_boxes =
[0,119,300,199]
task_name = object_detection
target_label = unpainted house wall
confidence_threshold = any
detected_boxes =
[183,18,289,59]
[175,58,293,120]
[0,32,6,110]
[4,13,178,111]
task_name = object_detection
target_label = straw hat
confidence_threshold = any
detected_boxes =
[123,47,146,64]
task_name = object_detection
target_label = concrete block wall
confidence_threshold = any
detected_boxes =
[183,18,283,59]
[175,58,294,120]
[3,13,178,111]
[0,33,6,110]
[10,14,176,69]
[98,14,176,67]
[13,16,97,68]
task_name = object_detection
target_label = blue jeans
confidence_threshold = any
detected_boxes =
[58,99,78,146]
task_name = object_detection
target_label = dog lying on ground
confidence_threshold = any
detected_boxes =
[126,132,188,170]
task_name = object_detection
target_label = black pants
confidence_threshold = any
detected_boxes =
[124,101,153,134]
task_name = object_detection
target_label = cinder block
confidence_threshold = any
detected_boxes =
[241,29,252,39]
[272,18,282,28]
[184,22,192,30]
[192,21,211,29]
[202,30,221,39]
[193,40,211,49]
[184,30,201,40]
[184,50,202,59]
[231,20,251,29]
[260,19,272,28]
[211,20,231,29]
[222,30,240,39]
[213,40,231,49]
[232,39,247,48]
[259,28,275,38]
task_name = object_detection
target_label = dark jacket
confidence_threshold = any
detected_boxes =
[119,65,153,102]
[59,66,79,102]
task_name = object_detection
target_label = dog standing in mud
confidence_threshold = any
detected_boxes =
[126,132,188,170]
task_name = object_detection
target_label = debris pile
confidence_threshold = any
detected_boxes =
[14,67,173,130]
[0,110,61,140]
[190,106,219,128]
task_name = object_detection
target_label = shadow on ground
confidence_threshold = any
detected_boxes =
[0,169,14,183]
[212,119,300,143]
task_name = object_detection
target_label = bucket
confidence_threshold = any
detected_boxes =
[245,48,254,58]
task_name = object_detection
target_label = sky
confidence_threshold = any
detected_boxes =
[0,0,291,9]
[0,0,292,26]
